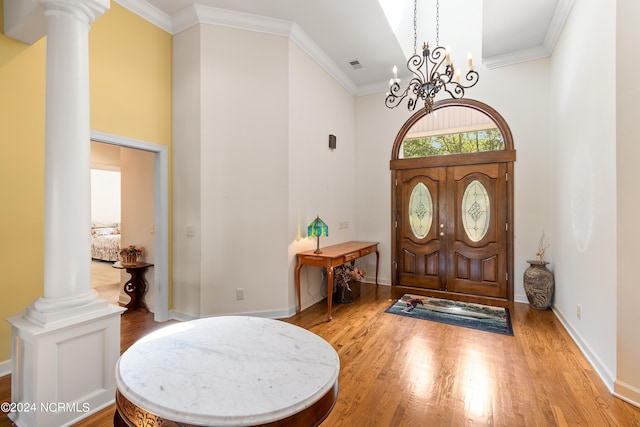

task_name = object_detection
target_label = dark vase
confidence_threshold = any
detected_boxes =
[523,260,554,310]
[334,280,361,303]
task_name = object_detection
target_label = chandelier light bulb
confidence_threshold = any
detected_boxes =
[467,52,473,70]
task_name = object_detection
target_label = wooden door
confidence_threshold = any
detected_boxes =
[396,167,446,290]
[396,163,508,299]
[446,163,507,298]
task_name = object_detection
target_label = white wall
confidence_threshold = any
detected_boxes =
[120,147,155,311]
[173,25,202,317]
[549,0,617,388]
[199,25,290,317]
[172,22,358,317]
[173,24,292,317]
[200,24,290,316]
[288,40,357,310]
[90,142,122,226]
[90,169,121,226]
[615,0,640,406]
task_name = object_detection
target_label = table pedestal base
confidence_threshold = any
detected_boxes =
[114,383,338,427]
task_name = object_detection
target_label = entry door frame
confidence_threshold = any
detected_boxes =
[390,99,516,304]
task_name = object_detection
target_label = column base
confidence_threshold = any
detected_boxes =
[6,303,125,427]
[24,290,107,327]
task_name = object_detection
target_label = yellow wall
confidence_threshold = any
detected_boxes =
[90,3,172,144]
[0,2,172,361]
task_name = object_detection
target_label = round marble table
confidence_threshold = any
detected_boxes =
[114,316,340,427]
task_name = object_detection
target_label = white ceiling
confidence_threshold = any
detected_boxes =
[124,0,573,94]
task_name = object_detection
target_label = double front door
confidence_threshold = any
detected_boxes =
[395,163,509,298]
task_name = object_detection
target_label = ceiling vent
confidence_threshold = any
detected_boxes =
[349,59,362,69]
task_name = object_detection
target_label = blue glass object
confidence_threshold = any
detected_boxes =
[308,216,328,253]
[308,216,329,237]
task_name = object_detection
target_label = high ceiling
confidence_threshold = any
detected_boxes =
[2,0,573,94]
[134,0,573,94]
[3,0,575,95]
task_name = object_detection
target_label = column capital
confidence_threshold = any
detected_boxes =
[39,0,110,26]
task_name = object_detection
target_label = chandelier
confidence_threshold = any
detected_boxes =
[385,0,479,114]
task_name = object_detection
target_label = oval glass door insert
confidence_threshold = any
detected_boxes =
[462,180,490,242]
[408,182,433,239]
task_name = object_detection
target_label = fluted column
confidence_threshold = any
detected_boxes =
[25,0,110,325]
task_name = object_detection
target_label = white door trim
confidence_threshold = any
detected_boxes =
[90,130,170,322]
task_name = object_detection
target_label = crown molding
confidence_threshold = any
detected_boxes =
[482,0,575,69]
[543,0,576,54]
[482,45,550,69]
[174,4,293,37]
[170,5,358,96]
[289,23,358,95]
[114,0,172,33]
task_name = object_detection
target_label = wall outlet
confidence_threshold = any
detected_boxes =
[236,288,245,301]
[339,221,349,229]
[186,225,195,237]
[576,304,581,319]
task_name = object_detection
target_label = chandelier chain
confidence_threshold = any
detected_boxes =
[436,0,440,46]
[413,0,418,54]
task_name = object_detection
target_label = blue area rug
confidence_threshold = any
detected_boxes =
[385,294,514,336]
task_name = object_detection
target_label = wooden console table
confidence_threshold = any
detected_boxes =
[112,262,153,312]
[295,241,379,321]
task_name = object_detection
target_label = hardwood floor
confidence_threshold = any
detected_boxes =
[1,283,639,426]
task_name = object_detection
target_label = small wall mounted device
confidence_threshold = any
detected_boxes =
[329,134,336,149]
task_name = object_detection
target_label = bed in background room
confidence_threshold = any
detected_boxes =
[91,223,121,262]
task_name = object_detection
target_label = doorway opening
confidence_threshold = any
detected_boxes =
[90,130,170,321]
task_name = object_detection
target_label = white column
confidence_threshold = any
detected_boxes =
[7,2,126,426]
[25,0,110,325]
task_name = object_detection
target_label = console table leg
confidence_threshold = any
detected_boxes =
[326,266,334,321]
[295,263,303,314]
[375,249,380,286]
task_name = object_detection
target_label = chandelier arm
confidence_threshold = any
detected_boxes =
[442,85,465,99]
[442,70,480,98]
[461,70,480,88]
[407,53,427,83]
[385,79,422,110]
[429,46,448,80]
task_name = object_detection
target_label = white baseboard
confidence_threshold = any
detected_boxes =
[514,294,529,304]
[168,310,197,322]
[0,359,11,377]
[552,306,616,393]
[614,380,640,408]
[169,306,298,322]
